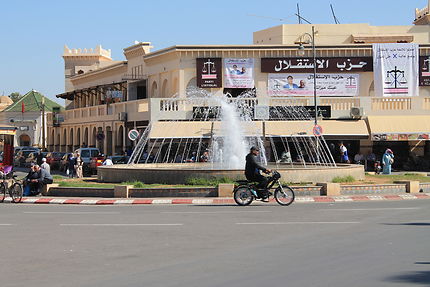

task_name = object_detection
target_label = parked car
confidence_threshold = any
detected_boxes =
[24,151,49,167]
[14,146,40,154]
[109,155,129,164]
[89,154,105,175]
[14,150,36,167]
[46,152,65,170]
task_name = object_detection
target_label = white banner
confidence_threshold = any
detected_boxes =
[224,58,254,88]
[267,73,359,97]
[373,43,419,97]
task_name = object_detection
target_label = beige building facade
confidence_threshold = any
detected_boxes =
[49,2,430,167]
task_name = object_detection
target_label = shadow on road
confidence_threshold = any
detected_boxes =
[382,223,430,226]
[384,271,430,285]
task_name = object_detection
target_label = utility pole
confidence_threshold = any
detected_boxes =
[42,95,46,151]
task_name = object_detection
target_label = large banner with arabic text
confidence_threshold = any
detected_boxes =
[224,58,254,88]
[373,43,419,97]
[261,57,373,73]
[268,73,359,97]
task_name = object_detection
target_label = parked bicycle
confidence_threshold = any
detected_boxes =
[233,170,295,206]
[0,166,23,203]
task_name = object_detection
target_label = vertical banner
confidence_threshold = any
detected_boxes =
[419,56,430,86]
[196,58,222,88]
[373,43,419,97]
[224,58,254,88]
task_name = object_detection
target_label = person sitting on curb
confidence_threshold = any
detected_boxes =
[24,164,53,196]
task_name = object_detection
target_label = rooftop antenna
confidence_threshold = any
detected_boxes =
[294,13,312,24]
[330,4,340,24]
[297,3,302,24]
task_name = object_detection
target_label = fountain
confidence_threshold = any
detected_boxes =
[98,89,364,184]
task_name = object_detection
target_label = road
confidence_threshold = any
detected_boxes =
[0,200,429,287]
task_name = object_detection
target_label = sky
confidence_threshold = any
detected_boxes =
[0,0,426,105]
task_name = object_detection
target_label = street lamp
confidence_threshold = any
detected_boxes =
[296,26,318,126]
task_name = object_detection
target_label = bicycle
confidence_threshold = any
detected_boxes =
[0,168,23,203]
[233,170,295,206]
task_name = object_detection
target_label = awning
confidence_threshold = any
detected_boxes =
[149,121,212,139]
[368,116,430,141]
[0,126,17,136]
[265,120,369,137]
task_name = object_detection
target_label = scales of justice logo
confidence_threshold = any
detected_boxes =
[383,65,408,95]
[201,59,217,79]
[422,56,430,76]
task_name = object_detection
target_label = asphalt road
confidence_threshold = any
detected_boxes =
[0,200,429,287]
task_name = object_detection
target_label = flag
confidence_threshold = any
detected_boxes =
[21,102,25,113]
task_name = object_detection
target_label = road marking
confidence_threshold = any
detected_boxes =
[24,211,121,214]
[323,207,421,211]
[236,222,360,225]
[161,211,272,214]
[0,224,13,226]
[60,223,183,226]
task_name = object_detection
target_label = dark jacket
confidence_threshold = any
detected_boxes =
[245,153,267,178]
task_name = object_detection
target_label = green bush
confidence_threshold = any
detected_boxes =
[332,175,355,183]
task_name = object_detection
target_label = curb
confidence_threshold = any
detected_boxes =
[2,193,430,205]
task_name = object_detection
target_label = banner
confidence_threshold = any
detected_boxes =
[224,58,254,88]
[419,56,430,86]
[197,58,222,88]
[261,57,373,73]
[267,73,359,97]
[373,43,419,97]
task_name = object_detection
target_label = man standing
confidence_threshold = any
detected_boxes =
[382,149,394,174]
[339,142,349,163]
[41,158,50,174]
[245,146,271,201]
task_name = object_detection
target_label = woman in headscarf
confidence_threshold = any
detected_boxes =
[382,149,394,174]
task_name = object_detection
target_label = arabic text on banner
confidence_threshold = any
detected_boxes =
[372,43,419,97]
[224,58,254,88]
[267,73,359,97]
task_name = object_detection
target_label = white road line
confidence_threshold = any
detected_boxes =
[323,207,421,211]
[0,224,13,226]
[161,211,272,214]
[23,211,120,214]
[236,222,361,225]
[60,223,183,226]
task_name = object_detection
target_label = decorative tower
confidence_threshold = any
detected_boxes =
[414,1,430,25]
[62,44,113,92]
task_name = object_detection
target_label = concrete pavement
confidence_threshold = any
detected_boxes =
[0,200,429,287]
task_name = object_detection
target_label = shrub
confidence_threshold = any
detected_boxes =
[332,175,355,183]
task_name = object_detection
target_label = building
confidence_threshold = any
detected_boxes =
[50,2,430,169]
[2,90,63,147]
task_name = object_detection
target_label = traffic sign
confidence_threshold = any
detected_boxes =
[313,125,323,137]
[128,129,139,141]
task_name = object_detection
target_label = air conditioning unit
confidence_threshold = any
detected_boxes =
[254,106,269,120]
[350,107,364,119]
[118,112,127,122]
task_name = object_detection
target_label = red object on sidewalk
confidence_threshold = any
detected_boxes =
[21,102,25,113]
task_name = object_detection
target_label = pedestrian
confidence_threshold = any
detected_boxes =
[366,151,376,171]
[102,155,113,166]
[67,153,76,178]
[339,142,349,163]
[354,151,364,165]
[36,150,43,166]
[382,149,394,174]
[74,152,83,178]
[26,165,53,196]
[41,158,51,174]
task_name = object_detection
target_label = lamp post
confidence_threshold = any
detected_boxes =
[297,26,318,126]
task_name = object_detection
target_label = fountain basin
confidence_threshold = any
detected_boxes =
[98,163,365,184]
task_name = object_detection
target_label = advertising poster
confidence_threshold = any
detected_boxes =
[224,58,254,88]
[267,73,359,97]
[373,43,419,97]
[196,58,222,88]
[419,56,430,86]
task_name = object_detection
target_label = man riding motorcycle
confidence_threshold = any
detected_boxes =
[245,146,271,201]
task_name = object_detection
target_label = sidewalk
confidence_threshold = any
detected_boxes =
[2,193,430,205]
